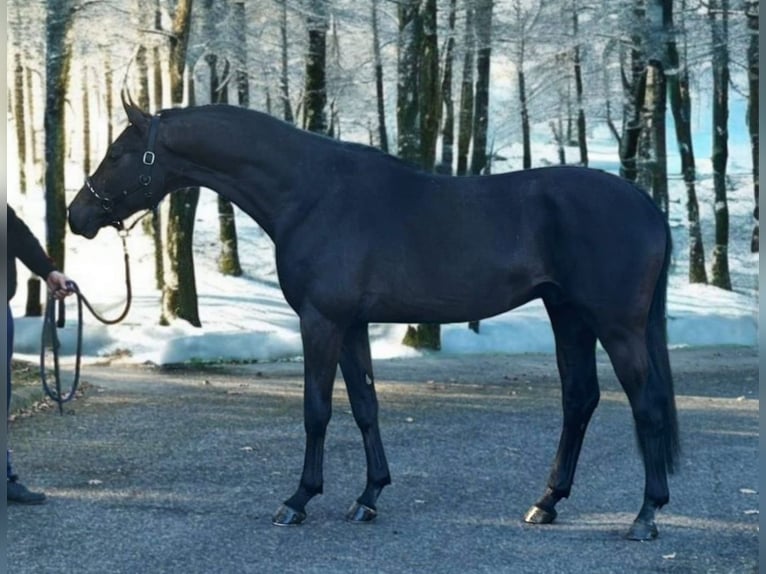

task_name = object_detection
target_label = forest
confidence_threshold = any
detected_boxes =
[6,0,759,349]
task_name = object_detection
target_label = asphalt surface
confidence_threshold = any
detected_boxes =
[6,346,759,573]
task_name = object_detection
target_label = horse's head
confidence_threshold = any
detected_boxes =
[68,96,165,238]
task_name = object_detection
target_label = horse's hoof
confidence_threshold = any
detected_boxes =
[346,501,378,523]
[524,505,557,524]
[625,519,658,541]
[272,504,307,526]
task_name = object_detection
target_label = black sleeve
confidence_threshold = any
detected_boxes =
[8,206,57,280]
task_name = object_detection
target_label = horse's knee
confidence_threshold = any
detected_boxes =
[304,401,332,436]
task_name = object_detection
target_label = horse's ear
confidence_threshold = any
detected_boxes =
[121,87,150,131]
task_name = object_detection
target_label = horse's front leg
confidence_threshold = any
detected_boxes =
[339,323,391,523]
[272,305,344,526]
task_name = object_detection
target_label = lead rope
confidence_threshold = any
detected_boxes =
[40,213,150,413]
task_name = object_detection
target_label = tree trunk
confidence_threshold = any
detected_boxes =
[25,278,43,317]
[81,64,92,175]
[105,58,115,144]
[466,0,492,334]
[397,0,439,350]
[162,0,201,326]
[44,1,74,274]
[152,0,164,111]
[419,0,440,170]
[135,0,152,112]
[209,47,243,277]
[279,0,294,123]
[304,0,328,134]
[745,0,758,252]
[572,6,587,166]
[26,66,41,179]
[150,1,165,291]
[13,52,27,195]
[235,2,250,110]
[470,0,492,176]
[438,0,457,174]
[456,4,475,176]
[397,0,422,163]
[639,60,668,215]
[518,59,531,170]
[619,0,647,181]
[16,53,42,316]
[371,0,389,152]
[213,1,247,277]
[550,118,566,164]
[667,0,706,282]
[709,0,731,290]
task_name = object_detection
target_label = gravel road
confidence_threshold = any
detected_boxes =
[6,346,759,573]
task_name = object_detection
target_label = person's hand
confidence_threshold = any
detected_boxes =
[46,271,74,300]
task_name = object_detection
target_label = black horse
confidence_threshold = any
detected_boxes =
[68,100,679,540]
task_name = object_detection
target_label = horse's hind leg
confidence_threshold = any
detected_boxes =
[339,323,391,522]
[525,301,599,525]
[601,328,677,541]
[272,304,344,526]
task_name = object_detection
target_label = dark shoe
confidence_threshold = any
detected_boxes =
[8,479,47,504]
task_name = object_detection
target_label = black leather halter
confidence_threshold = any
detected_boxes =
[85,114,162,229]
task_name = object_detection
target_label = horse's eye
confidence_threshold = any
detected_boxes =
[109,145,123,159]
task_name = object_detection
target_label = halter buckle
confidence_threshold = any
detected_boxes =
[143,151,155,166]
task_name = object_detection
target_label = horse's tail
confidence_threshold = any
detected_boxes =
[645,221,680,474]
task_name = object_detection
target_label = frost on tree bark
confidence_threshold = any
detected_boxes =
[162,0,202,326]
[745,0,758,252]
[709,0,731,290]
[666,0,706,282]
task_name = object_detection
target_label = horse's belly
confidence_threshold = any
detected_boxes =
[358,272,540,324]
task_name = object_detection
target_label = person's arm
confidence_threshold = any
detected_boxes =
[8,207,72,299]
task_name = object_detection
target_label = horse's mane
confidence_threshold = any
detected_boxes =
[160,104,425,174]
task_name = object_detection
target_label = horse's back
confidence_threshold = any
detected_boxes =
[282,162,669,326]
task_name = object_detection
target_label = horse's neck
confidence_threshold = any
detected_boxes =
[163,109,299,240]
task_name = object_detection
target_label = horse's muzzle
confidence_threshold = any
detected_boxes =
[67,205,100,239]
